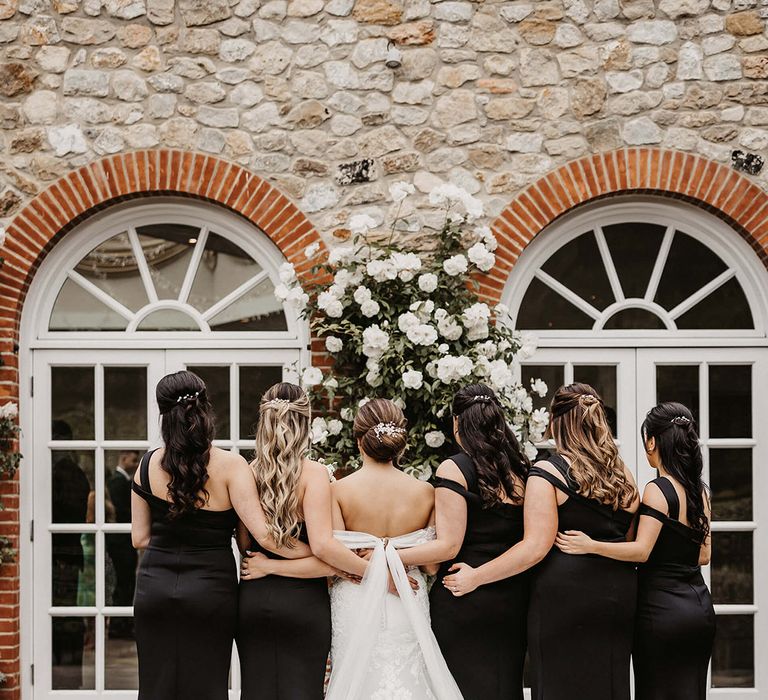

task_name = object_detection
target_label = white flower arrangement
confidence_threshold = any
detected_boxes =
[275,183,547,477]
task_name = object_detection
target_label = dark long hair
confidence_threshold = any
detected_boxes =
[452,384,529,507]
[156,370,215,518]
[642,402,709,540]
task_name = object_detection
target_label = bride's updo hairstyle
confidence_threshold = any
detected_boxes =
[550,382,636,510]
[452,383,528,507]
[354,399,408,466]
[156,370,215,518]
[253,382,312,549]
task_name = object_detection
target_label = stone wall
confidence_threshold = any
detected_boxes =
[1,0,768,244]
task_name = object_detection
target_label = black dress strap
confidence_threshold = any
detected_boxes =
[447,452,478,493]
[546,453,579,489]
[434,477,474,500]
[652,477,680,520]
[136,449,159,492]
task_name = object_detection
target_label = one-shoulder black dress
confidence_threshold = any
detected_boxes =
[132,449,238,700]
[528,454,637,700]
[634,477,716,700]
[237,523,331,699]
[430,452,528,700]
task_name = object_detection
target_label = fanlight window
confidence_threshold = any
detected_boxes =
[50,224,287,332]
[517,222,754,332]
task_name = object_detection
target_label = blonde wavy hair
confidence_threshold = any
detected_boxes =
[549,383,637,510]
[251,382,311,549]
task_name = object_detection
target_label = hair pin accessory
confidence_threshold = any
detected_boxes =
[176,391,200,404]
[671,416,691,426]
[472,395,492,402]
[266,398,291,407]
[373,422,406,442]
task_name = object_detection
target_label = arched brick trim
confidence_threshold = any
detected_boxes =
[0,150,325,698]
[480,148,768,304]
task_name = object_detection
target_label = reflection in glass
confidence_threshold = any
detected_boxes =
[51,450,94,524]
[188,233,264,312]
[52,616,95,690]
[541,232,614,311]
[106,534,137,611]
[602,222,665,299]
[574,365,617,437]
[655,231,727,310]
[136,309,199,331]
[711,531,753,605]
[603,308,666,330]
[208,277,288,332]
[136,224,199,300]
[521,365,564,412]
[105,450,141,523]
[656,365,699,427]
[52,533,95,607]
[709,365,751,438]
[710,449,752,521]
[50,277,129,331]
[105,617,139,689]
[188,365,230,438]
[517,277,594,330]
[52,367,94,440]
[105,367,147,440]
[712,615,754,688]
[676,278,753,330]
[239,366,285,439]
[76,232,148,312]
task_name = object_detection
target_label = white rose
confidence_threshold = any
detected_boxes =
[274,283,290,301]
[477,340,498,358]
[348,213,377,234]
[358,397,371,407]
[334,269,353,289]
[317,291,343,318]
[438,343,449,354]
[524,442,539,461]
[518,331,538,359]
[389,181,415,203]
[362,325,390,359]
[425,430,445,448]
[393,397,406,410]
[467,242,495,272]
[437,315,463,341]
[366,370,383,387]
[302,367,323,387]
[305,241,320,259]
[531,378,548,398]
[466,324,489,341]
[325,336,343,353]
[0,402,18,419]
[327,419,343,435]
[418,273,438,293]
[402,369,423,390]
[311,417,329,444]
[406,324,438,346]
[354,285,372,305]
[462,302,491,329]
[340,407,355,421]
[279,262,297,284]
[475,225,498,251]
[390,251,422,282]
[495,302,510,318]
[325,377,339,390]
[435,355,474,384]
[328,245,356,266]
[360,299,380,317]
[366,258,397,282]
[488,359,513,390]
[398,312,420,333]
[443,254,468,277]
[287,287,310,311]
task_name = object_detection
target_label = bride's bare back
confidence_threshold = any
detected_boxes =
[333,465,434,538]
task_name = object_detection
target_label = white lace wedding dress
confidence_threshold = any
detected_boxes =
[326,527,464,700]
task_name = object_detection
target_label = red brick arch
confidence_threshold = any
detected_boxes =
[479,148,768,304]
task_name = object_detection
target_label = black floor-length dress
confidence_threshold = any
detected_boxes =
[528,454,637,700]
[237,523,331,700]
[430,452,528,700]
[132,450,238,700]
[633,477,716,700]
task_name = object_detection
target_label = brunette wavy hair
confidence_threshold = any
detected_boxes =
[550,382,637,510]
[642,402,709,540]
[452,384,528,507]
[156,371,215,518]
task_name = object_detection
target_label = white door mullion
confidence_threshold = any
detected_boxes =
[231,363,239,448]
[178,227,209,305]
[127,227,159,304]
[644,225,675,303]
[535,270,602,321]
[201,269,270,323]
[668,270,736,321]
[594,227,625,303]
[68,271,136,322]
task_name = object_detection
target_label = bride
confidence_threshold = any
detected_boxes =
[326,398,463,700]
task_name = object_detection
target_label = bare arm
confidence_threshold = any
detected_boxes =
[227,457,311,559]
[555,482,665,563]
[398,460,468,568]
[241,551,336,580]
[303,462,368,577]
[131,490,151,549]
[699,491,712,566]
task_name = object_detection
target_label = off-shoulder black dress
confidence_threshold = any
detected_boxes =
[237,523,331,699]
[527,454,637,700]
[634,477,715,700]
[132,449,238,700]
[430,452,528,700]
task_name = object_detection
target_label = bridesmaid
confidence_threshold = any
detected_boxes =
[398,383,529,699]
[131,371,309,700]
[557,402,715,700]
[445,383,639,700]
[237,382,368,700]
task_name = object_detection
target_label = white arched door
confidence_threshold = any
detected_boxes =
[21,200,307,699]
[507,198,768,698]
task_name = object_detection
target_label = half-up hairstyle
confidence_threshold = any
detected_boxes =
[252,382,311,550]
[642,402,709,540]
[156,370,215,518]
[452,384,529,507]
[550,382,637,510]
[353,398,408,465]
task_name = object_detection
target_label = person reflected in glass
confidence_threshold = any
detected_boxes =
[556,402,715,699]
[443,383,640,700]
[51,419,91,690]
[131,371,313,700]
